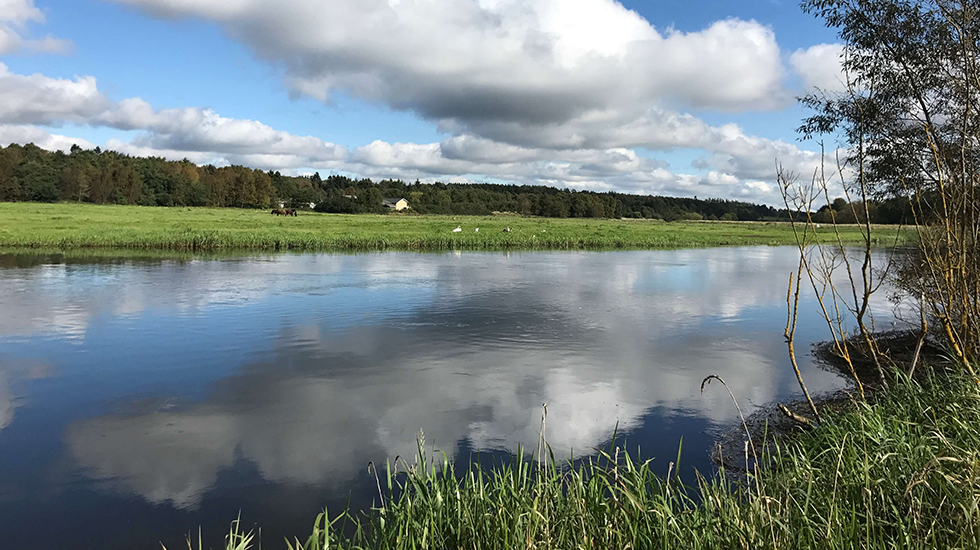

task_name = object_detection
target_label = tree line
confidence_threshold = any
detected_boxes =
[0,144,275,209]
[309,175,796,221]
[0,141,910,222]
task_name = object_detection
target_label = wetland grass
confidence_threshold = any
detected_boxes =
[188,369,980,550]
[0,202,909,252]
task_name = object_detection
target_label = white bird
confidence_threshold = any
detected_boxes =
[452,226,462,232]
[475,227,479,232]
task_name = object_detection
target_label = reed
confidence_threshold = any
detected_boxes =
[188,369,980,550]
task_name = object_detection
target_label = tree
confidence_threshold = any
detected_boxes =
[16,161,59,202]
[801,0,980,363]
[358,187,385,213]
[59,164,91,202]
[114,164,144,204]
[0,146,23,201]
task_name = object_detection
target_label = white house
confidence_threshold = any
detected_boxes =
[383,197,410,211]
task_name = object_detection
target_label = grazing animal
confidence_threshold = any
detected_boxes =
[474,227,479,232]
[286,208,297,217]
[503,227,511,232]
[452,226,462,232]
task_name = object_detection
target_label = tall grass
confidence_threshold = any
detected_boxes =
[187,370,980,550]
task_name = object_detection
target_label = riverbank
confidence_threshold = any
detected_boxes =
[0,203,910,252]
[206,367,978,550]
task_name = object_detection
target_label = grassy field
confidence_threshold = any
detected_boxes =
[0,202,910,252]
[196,369,980,550]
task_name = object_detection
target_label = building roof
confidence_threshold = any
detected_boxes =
[383,197,407,206]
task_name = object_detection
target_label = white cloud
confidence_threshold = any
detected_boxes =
[0,0,44,22]
[0,64,106,124]
[0,0,72,54]
[0,124,95,152]
[0,61,829,204]
[110,0,787,129]
[0,0,850,204]
[0,66,347,168]
[105,99,349,165]
[791,43,848,93]
[339,133,822,203]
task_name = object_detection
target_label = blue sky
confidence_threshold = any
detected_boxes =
[0,0,847,204]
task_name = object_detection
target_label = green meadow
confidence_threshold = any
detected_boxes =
[0,202,909,252]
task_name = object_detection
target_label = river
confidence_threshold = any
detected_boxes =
[0,247,895,549]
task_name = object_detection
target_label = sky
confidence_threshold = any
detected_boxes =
[0,0,849,205]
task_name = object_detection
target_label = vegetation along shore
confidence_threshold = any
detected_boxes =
[198,369,979,550]
[0,202,909,252]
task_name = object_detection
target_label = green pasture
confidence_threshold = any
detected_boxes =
[0,203,909,252]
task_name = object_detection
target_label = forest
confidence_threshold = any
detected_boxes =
[0,142,910,223]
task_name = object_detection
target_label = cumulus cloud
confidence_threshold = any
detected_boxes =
[336,129,829,202]
[112,0,785,115]
[104,99,348,166]
[0,64,108,124]
[0,0,851,203]
[439,105,827,182]
[791,43,848,93]
[108,0,790,153]
[0,65,347,168]
[334,137,788,201]
[0,124,95,152]
[0,0,72,54]
[0,57,827,203]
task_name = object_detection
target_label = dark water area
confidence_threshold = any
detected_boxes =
[0,248,899,549]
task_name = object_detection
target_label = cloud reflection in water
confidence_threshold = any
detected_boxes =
[0,248,895,513]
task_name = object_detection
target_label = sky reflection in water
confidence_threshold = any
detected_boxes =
[0,248,899,549]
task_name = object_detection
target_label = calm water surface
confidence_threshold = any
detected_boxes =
[0,248,895,549]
